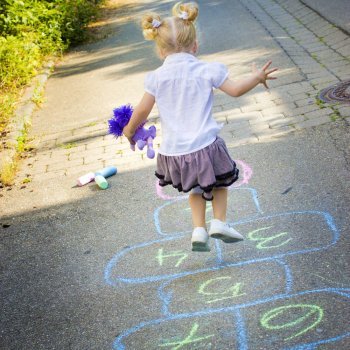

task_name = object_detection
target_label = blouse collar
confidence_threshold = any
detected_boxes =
[163,52,197,65]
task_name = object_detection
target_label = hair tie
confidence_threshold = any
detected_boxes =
[152,19,161,28]
[178,11,189,20]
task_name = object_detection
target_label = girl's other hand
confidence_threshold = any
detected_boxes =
[252,61,278,89]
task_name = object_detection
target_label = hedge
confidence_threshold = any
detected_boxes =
[0,0,103,132]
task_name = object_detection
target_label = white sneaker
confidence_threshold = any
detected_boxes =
[209,219,244,243]
[191,227,210,252]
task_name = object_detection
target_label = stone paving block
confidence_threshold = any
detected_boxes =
[294,115,332,129]
[107,154,144,167]
[50,144,87,157]
[32,170,67,182]
[294,90,318,100]
[85,138,109,150]
[295,97,316,108]
[218,130,233,141]
[312,51,342,62]
[309,76,339,87]
[273,75,303,87]
[297,36,319,46]
[72,125,107,139]
[225,120,250,131]
[307,44,329,53]
[304,108,333,120]
[39,153,69,165]
[337,106,350,118]
[241,100,276,112]
[37,139,58,150]
[212,105,223,113]
[83,153,106,166]
[298,64,325,74]
[249,122,270,133]
[250,112,283,125]
[215,113,228,124]
[323,31,349,46]
[47,157,84,172]
[67,148,99,161]
[325,60,350,69]
[306,22,332,34]
[331,37,350,50]
[319,62,347,75]
[306,72,335,81]
[254,125,294,141]
[27,163,48,175]
[102,151,125,162]
[272,97,288,106]
[261,103,295,117]
[104,144,125,155]
[289,104,320,117]
[56,131,105,146]
[80,156,106,168]
[234,111,263,122]
[329,67,350,77]
[39,130,73,142]
[268,115,305,128]
[240,104,262,113]
[336,46,350,58]
[262,112,288,122]
[214,93,232,106]
[227,135,259,147]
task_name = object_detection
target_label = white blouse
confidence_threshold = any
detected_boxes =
[145,52,229,156]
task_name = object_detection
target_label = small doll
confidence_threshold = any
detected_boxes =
[108,104,156,159]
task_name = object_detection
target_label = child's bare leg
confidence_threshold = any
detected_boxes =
[189,193,207,227]
[209,187,244,242]
[189,193,210,252]
[212,188,228,221]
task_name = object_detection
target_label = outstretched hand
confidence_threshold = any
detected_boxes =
[252,61,278,89]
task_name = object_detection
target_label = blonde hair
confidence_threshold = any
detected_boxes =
[141,2,199,55]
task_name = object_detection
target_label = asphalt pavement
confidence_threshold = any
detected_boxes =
[1,0,350,349]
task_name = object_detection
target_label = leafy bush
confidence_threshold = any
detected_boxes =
[0,0,103,132]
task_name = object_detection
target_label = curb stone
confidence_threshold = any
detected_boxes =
[0,61,54,180]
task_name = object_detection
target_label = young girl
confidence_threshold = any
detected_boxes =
[123,2,277,252]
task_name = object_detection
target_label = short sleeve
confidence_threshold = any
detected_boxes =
[144,71,157,96]
[210,63,229,89]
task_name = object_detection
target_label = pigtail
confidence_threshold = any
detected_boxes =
[141,13,162,40]
[172,2,198,22]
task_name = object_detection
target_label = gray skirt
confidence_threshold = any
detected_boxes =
[155,137,239,200]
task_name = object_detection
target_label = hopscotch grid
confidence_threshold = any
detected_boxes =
[234,309,249,350]
[154,187,263,237]
[105,210,339,285]
[106,159,349,349]
[275,258,293,294]
[157,258,294,317]
[214,239,224,265]
[283,331,350,350]
[112,288,350,350]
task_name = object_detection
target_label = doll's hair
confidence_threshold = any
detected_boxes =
[141,2,199,54]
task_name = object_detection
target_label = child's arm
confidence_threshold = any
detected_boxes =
[219,61,278,97]
[123,92,155,144]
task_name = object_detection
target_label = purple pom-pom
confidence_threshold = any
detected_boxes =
[108,104,133,137]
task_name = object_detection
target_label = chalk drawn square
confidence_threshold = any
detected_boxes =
[220,211,339,264]
[113,314,237,350]
[105,235,222,285]
[159,261,290,315]
[155,188,262,236]
[239,290,350,350]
